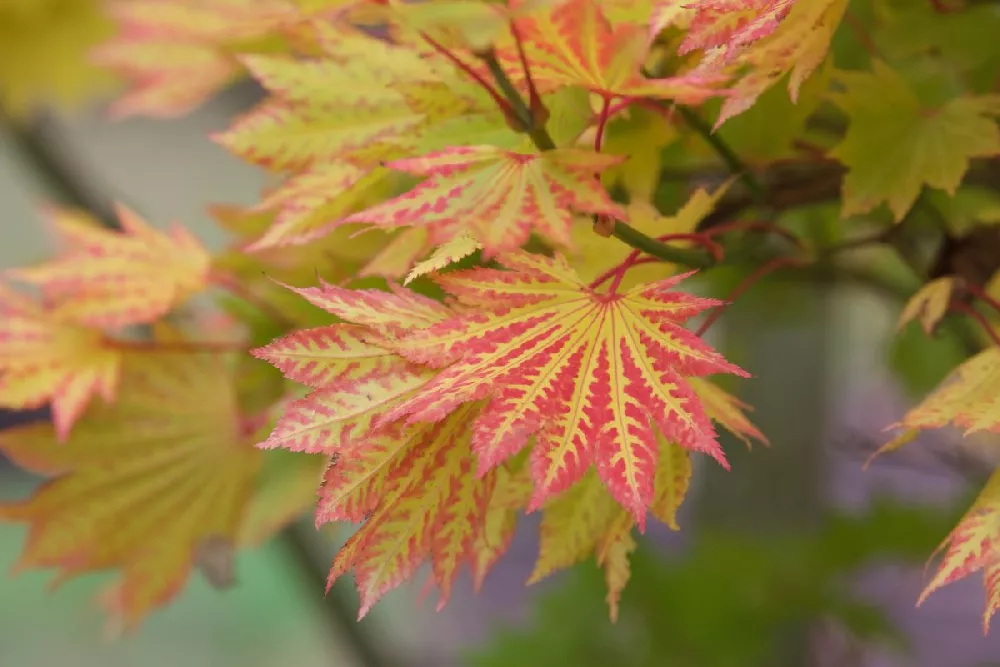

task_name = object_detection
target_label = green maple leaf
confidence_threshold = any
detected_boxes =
[830,60,1000,221]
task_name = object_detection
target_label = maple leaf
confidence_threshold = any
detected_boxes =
[507,0,728,102]
[383,251,749,528]
[215,26,475,172]
[0,351,261,631]
[93,0,312,118]
[252,278,450,452]
[531,436,691,618]
[884,347,1000,438]
[323,404,497,615]
[7,206,211,329]
[0,282,120,440]
[918,469,1000,633]
[694,0,848,127]
[829,61,1000,221]
[690,377,768,448]
[344,146,625,254]
[405,232,483,284]
[0,0,115,115]
[675,0,794,56]
[898,277,956,335]
[246,162,395,249]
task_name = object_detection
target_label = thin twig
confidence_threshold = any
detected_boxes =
[479,48,556,150]
[644,101,768,204]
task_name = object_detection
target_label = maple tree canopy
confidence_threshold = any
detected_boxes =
[3,0,1000,642]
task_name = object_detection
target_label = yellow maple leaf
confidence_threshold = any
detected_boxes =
[531,435,690,619]
[919,469,1000,633]
[8,206,211,329]
[405,232,482,284]
[0,351,262,631]
[215,25,472,172]
[830,61,1000,221]
[93,0,331,118]
[888,347,1000,438]
[0,0,115,115]
[0,282,120,440]
[898,277,956,335]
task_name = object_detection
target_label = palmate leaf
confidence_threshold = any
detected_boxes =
[344,146,625,254]
[252,253,761,619]
[0,351,262,631]
[688,0,848,127]
[7,206,211,329]
[215,24,486,173]
[325,405,497,615]
[531,436,690,619]
[93,0,314,118]
[881,347,1000,440]
[0,0,115,116]
[829,61,1000,221]
[918,469,1000,633]
[0,282,120,440]
[505,0,728,102]
[897,277,956,336]
[673,0,794,56]
[384,252,751,527]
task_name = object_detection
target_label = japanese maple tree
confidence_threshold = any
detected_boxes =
[4,0,1000,643]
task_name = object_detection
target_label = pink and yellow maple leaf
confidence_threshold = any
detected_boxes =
[0,282,120,440]
[384,252,749,528]
[506,0,729,102]
[344,146,625,254]
[919,470,1000,633]
[8,206,211,329]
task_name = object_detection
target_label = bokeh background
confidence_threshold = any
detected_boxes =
[3,4,1000,667]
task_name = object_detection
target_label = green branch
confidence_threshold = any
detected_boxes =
[611,221,713,268]
[674,105,767,204]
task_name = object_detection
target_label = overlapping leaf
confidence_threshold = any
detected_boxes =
[215,25,470,172]
[0,351,262,631]
[897,277,956,335]
[830,61,1000,221]
[0,0,115,115]
[689,0,848,127]
[883,347,1000,439]
[384,252,750,527]
[918,469,1000,633]
[93,0,315,118]
[507,0,729,101]
[344,146,625,254]
[8,206,211,328]
[0,282,120,440]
